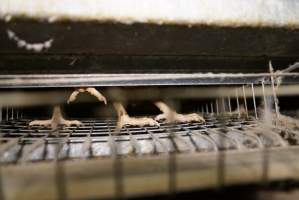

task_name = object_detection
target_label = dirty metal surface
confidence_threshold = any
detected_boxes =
[1,21,299,57]
[0,73,299,88]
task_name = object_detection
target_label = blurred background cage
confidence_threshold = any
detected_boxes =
[1,0,299,200]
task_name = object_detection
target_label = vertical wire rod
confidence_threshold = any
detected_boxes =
[206,104,209,115]
[167,107,177,196]
[6,106,8,121]
[236,89,241,118]
[262,80,268,111]
[222,98,226,114]
[107,123,117,157]
[20,134,48,163]
[261,81,270,184]
[269,61,280,120]
[82,122,95,158]
[242,85,249,118]
[107,121,124,199]
[126,128,141,155]
[82,133,92,158]
[251,83,258,119]
[210,102,214,114]
[228,96,232,115]
[147,128,167,154]
[0,106,2,122]
[11,107,13,120]
[55,139,67,200]
[216,99,219,115]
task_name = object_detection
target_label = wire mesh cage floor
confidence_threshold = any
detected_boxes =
[0,114,297,164]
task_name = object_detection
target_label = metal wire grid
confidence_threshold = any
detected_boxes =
[0,77,291,166]
[0,114,296,164]
[0,86,296,198]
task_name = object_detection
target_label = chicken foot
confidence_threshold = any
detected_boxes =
[114,102,159,130]
[29,106,82,129]
[154,101,205,123]
[29,87,105,130]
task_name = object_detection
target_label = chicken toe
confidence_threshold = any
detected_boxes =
[173,113,205,123]
[60,119,83,127]
[29,119,53,127]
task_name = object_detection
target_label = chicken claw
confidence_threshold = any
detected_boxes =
[29,106,82,130]
[67,87,107,104]
[154,101,205,123]
[114,102,159,130]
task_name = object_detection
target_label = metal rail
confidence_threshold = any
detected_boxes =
[0,73,298,88]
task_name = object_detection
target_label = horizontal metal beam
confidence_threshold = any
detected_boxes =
[0,73,299,88]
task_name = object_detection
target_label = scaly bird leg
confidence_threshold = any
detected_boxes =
[29,106,82,130]
[114,102,159,130]
[154,101,205,123]
[67,87,107,104]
